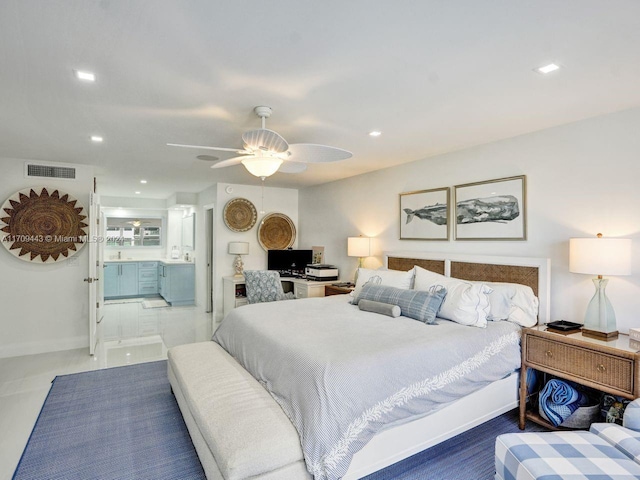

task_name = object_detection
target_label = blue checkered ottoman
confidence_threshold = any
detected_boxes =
[495,431,640,480]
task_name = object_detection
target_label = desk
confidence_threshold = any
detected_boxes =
[223,276,337,317]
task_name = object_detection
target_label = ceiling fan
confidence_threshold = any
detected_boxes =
[167,106,352,178]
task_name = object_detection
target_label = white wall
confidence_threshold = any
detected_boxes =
[198,182,299,322]
[299,107,640,333]
[0,158,95,358]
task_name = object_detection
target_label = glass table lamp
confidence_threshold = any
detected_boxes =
[569,233,631,339]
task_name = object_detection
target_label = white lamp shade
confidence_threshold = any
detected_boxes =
[228,241,249,255]
[348,236,370,257]
[241,158,283,177]
[569,237,631,276]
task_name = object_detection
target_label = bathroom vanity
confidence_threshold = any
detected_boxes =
[104,259,195,306]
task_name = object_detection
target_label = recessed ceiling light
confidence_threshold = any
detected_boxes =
[535,63,560,74]
[90,135,103,143]
[74,70,96,82]
[140,179,147,184]
[369,131,382,137]
[135,191,141,195]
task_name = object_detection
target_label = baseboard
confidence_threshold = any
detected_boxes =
[0,336,88,359]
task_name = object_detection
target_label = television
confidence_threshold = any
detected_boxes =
[268,249,313,276]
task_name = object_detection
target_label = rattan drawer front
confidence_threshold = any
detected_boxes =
[526,336,634,394]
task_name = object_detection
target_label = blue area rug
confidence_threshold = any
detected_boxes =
[14,360,546,479]
[13,361,204,480]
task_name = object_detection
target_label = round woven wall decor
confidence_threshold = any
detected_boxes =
[0,187,88,263]
[223,198,257,232]
[258,213,296,251]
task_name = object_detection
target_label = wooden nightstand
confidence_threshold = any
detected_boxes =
[324,284,354,296]
[519,326,640,430]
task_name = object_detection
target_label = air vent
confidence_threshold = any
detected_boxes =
[26,163,76,180]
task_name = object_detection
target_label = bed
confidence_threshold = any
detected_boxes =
[168,252,550,480]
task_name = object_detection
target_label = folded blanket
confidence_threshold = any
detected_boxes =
[539,379,587,427]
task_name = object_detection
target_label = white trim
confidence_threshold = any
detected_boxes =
[384,251,551,324]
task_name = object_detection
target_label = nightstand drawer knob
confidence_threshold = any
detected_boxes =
[545,350,553,358]
[597,364,606,372]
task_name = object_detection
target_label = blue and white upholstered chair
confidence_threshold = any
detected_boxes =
[243,270,295,304]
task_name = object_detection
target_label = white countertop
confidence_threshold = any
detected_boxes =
[104,258,193,265]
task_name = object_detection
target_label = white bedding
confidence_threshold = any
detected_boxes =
[213,294,522,480]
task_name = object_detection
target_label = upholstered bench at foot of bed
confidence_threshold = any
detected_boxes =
[495,431,640,480]
[167,342,311,480]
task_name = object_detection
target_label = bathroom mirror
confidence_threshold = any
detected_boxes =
[105,217,164,247]
[182,214,195,250]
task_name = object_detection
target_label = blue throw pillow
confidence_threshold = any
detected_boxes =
[354,284,447,324]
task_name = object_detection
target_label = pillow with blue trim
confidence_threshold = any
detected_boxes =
[354,283,447,324]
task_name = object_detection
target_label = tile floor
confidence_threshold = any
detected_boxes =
[0,298,213,480]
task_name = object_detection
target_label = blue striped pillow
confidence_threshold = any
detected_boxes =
[354,284,447,324]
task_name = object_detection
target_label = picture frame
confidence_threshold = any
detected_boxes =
[312,246,325,264]
[454,175,526,241]
[399,187,450,240]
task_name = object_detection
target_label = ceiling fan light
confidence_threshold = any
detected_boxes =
[241,158,283,177]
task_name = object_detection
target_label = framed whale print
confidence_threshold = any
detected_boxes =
[454,175,526,241]
[399,187,450,240]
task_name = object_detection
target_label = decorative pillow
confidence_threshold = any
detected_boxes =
[354,283,447,324]
[351,267,415,304]
[472,281,539,327]
[413,266,491,328]
[358,299,401,318]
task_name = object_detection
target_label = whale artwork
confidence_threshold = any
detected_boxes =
[403,195,519,225]
[403,203,447,225]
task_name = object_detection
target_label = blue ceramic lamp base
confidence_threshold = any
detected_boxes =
[581,277,619,339]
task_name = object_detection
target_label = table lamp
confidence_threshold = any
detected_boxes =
[228,241,249,277]
[569,233,631,339]
[348,236,370,282]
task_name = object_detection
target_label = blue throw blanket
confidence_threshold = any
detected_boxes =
[539,379,587,426]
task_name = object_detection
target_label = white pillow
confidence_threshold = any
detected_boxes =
[471,281,539,327]
[414,266,491,328]
[351,267,414,302]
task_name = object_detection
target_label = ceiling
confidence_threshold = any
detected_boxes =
[1,1,639,199]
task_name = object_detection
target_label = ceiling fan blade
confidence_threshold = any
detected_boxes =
[242,129,289,153]
[210,156,247,169]
[287,143,352,163]
[278,161,308,174]
[167,143,244,153]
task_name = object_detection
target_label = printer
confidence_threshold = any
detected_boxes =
[305,264,339,281]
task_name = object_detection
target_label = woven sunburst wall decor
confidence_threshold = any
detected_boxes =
[0,187,88,263]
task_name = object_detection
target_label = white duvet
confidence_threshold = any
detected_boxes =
[213,295,521,480]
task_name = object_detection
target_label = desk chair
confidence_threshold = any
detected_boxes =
[243,270,295,304]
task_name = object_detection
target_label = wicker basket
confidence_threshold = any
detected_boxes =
[539,403,601,429]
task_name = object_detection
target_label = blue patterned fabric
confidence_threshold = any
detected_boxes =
[538,379,587,427]
[243,270,294,304]
[591,423,640,466]
[353,283,446,324]
[495,431,640,480]
[624,399,640,432]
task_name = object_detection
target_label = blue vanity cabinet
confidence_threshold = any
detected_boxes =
[138,262,158,296]
[104,263,120,298]
[158,262,195,306]
[104,262,139,298]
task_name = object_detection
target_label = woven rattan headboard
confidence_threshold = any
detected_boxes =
[387,257,445,275]
[385,252,550,323]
